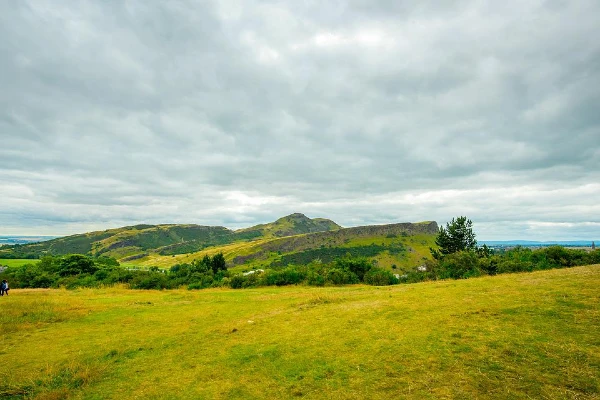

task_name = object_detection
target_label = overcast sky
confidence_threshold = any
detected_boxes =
[1,0,599,240]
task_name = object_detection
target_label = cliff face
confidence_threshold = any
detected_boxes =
[339,221,439,237]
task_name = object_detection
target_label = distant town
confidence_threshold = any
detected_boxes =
[481,241,597,251]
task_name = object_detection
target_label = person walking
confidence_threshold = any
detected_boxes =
[1,280,8,296]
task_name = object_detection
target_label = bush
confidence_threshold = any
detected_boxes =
[306,272,325,286]
[334,258,372,281]
[57,254,99,276]
[188,272,215,289]
[31,273,54,288]
[325,268,358,285]
[497,260,534,274]
[364,268,398,286]
[229,274,246,289]
[130,272,169,290]
[477,256,498,275]
[438,251,481,279]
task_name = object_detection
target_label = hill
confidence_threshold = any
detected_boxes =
[0,224,235,260]
[0,215,438,272]
[2,265,598,399]
[235,213,341,238]
[135,221,439,273]
[0,214,341,261]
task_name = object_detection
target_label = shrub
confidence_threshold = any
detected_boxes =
[57,255,99,276]
[130,272,169,290]
[307,272,325,286]
[31,273,54,288]
[497,260,533,274]
[364,268,398,286]
[188,272,215,289]
[438,251,481,279]
[334,258,372,281]
[326,268,358,285]
[229,274,246,289]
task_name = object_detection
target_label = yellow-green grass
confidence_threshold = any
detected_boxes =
[2,266,598,399]
[133,238,272,268]
[131,233,435,272]
[0,259,40,268]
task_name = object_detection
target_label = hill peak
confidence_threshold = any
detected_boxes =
[237,213,341,238]
[276,213,310,221]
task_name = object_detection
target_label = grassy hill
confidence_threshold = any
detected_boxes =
[0,215,438,272]
[1,265,598,399]
[132,221,439,273]
[0,214,340,262]
[0,224,235,260]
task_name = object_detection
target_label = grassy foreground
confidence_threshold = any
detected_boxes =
[1,266,598,399]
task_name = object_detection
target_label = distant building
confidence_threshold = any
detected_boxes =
[243,269,264,276]
[593,241,596,250]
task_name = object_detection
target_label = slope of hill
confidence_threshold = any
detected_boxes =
[0,224,234,260]
[135,221,439,273]
[0,214,342,261]
[0,215,438,272]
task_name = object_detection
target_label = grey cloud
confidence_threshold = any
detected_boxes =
[0,0,598,238]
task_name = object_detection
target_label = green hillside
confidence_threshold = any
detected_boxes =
[0,214,342,262]
[2,265,598,399]
[0,215,438,272]
[134,221,439,273]
[0,224,234,260]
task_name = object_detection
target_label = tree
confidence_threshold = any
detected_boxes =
[57,254,99,276]
[431,216,477,260]
[211,253,227,274]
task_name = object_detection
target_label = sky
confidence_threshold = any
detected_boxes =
[1,0,599,240]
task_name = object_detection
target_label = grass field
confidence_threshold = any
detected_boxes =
[1,266,598,399]
[0,259,39,268]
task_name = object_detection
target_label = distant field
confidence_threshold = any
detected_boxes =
[1,266,598,399]
[0,258,39,268]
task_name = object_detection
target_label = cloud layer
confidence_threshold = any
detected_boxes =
[1,0,599,239]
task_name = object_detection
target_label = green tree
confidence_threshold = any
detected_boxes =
[211,253,227,274]
[57,254,98,276]
[431,216,477,260]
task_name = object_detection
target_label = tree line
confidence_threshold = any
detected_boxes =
[0,253,398,290]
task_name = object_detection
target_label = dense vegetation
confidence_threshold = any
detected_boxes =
[270,243,405,267]
[2,245,599,291]
[0,253,397,290]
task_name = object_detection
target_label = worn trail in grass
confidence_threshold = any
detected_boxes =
[1,266,598,399]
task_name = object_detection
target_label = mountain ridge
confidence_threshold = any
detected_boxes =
[0,215,439,272]
[0,213,340,260]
